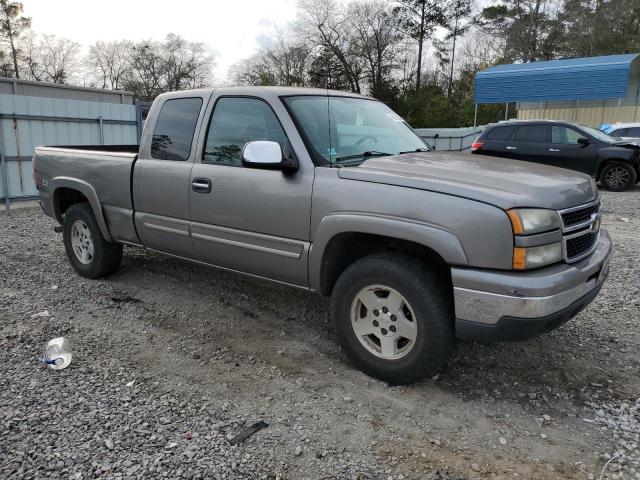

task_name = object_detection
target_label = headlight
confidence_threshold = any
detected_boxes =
[507,208,561,235]
[513,243,563,270]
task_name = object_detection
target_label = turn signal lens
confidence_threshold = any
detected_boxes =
[513,247,527,269]
[507,208,560,235]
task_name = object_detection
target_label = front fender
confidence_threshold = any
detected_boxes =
[50,176,112,242]
[308,213,468,291]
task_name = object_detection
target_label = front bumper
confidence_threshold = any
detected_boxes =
[453,230,611,342]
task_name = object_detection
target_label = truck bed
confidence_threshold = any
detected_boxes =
[35,144,139,221]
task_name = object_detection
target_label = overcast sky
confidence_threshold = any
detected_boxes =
[23,0,299,82]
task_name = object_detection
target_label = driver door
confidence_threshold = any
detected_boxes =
[188,94,314,287]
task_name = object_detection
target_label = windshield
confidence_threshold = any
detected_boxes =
[283,96,429,165]
[579,125,621,142]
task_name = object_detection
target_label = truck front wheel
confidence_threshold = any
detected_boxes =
[330,253,455,384]
[62,203,122,279]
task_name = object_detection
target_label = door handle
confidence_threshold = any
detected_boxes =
[548,148,560,152]
[505,146,518,150]
[192,177,212,194]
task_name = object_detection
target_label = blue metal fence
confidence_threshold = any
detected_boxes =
[0,93,138,210]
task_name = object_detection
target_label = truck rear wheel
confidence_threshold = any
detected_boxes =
[62,203,122,279]
[330,253,455,384]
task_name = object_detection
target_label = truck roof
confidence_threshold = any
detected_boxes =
[156,85,373,100]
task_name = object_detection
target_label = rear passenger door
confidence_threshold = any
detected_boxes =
[133,95,207,256]
[507,124,549,164]
[188,95,314,287]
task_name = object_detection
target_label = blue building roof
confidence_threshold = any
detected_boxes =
[474,53,639,104]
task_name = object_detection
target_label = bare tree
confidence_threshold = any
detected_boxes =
[231,29,310,87]
[0,0,30,78]
[348,1,402,96]
[19,33,81,84]
[161,34,214,91]
[87,40,132,90]
[297,0,363,93]
[123,41,165,100]
[122,35,215,101]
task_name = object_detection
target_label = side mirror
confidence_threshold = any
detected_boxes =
[241,140,298,172]
[577,137,590,146]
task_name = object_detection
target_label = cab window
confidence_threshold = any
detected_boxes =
[151,98,203,161]
[203,97,287,166]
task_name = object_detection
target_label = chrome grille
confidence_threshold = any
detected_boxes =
[559,200,601,262]
[566,232,598,260]
[561,202,600,229]
[560,202,600,231]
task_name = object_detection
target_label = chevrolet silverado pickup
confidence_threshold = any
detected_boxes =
[34,87,612,384]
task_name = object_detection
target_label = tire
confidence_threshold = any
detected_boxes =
[62,203,122,279]
[600,162,637,191]
[330,253,455,384]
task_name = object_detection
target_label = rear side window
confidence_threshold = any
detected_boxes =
[626,127,640,137]
[203,97,287,166]
[151,98,203,161]
[514,125,547,143]
[485,126,515,141]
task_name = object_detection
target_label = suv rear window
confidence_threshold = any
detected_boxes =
[514,125,547,143]
[151,97,203,161]
[485,126,515,141]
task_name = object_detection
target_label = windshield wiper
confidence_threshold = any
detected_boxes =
[334,151,391,163]
[399,148,430,154]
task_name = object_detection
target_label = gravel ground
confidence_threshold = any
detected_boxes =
[1,185,639,480]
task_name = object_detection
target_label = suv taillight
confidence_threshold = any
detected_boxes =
[471,140,484,151]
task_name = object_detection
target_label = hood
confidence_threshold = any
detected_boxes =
[613,137,640,147]
[338,152,597,211]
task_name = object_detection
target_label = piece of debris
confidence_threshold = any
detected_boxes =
[619,217,630,222]
[126,380,135,387]
[499,437,507,445]
[43,337,72,370]
[51,285,58,290]
[110,295,142,304]
[31,310,50,318]
[294,445,303,456]
[104,438,114,450]
[343,396,353,403]
[228,421,269,445]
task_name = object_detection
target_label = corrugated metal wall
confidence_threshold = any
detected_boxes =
[0,77,134,104]
[0,92,138,207]
[518,98,640,126]
[517,59,640,126]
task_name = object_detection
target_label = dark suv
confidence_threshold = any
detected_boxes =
[472,120,640,191]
